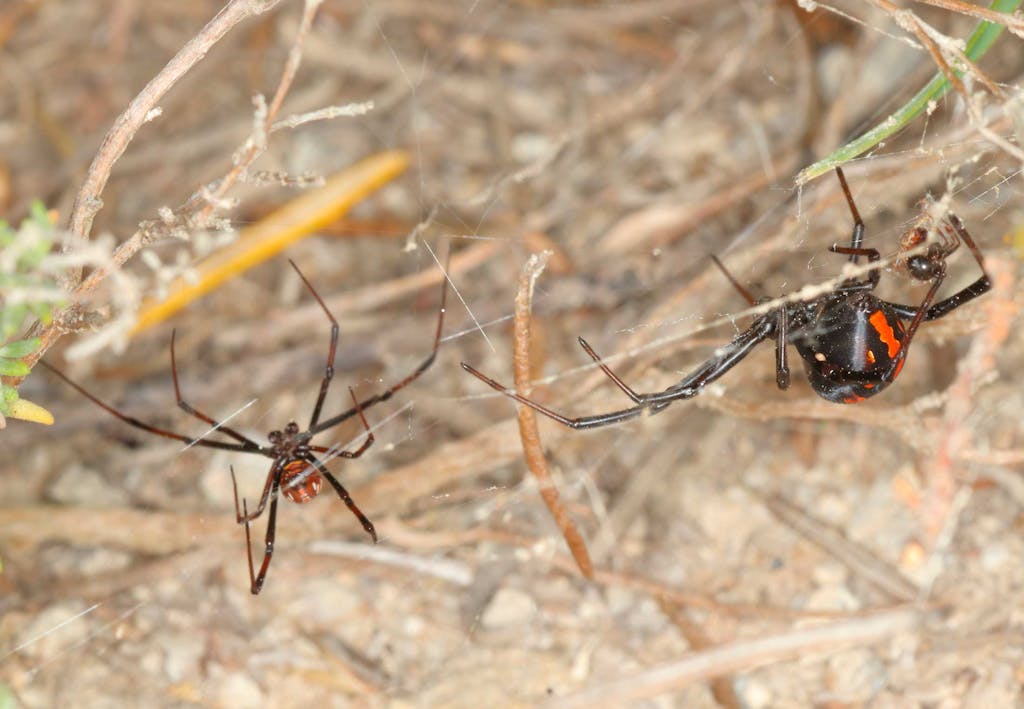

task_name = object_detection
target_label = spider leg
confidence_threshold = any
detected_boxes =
[240,486,280,595]
[835,166,865,261]
[337,387,374,458]
[775,307,790,389]
[831,167,887,292]
[830,245,881,291]
[39,361,260,453]
[461,314,777,430]
[645,314,776,404]
[460,362,638,428]
[239,498,257,591]
[306,256,450,437]
[316,388,376,461]
[708,255,790,387]
[710,254,758,305]
[231,461,281,523]
[287,260,339,429]
[304,455,377,541]
[169,330,261,449]
[577,336,643,403]
[707,253,793,388]
[880,268,947,383]
[886,215,991,321]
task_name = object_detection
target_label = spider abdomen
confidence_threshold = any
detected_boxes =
[794,295,907,404]
[280,459,324,504]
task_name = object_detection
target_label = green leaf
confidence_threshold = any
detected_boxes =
[28,199,52,225]
[0,385,14,416]
[0,304,28,340]
[797,0,1023,184]
[0,680,14,709]
[29,301,57,325]
[0,359,30,376]
[0,337,40,358]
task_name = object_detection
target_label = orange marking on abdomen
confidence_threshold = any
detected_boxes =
[842,394,866,404]
[869,310,901,357]
[280,460,324,504]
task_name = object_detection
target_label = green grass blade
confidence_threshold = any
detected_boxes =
[797,0,1022,185]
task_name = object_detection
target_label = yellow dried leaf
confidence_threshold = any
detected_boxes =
[131,150,410,334]
[8,397,54,425]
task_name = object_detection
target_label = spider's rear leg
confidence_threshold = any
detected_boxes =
[304,389,377,541]
[308,456,377,542]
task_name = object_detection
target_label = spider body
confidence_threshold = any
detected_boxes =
[279,460,323,504]
[268,423,324,504]
[792,293,908,404]
[43,258,449,594]
[462,168,991,428]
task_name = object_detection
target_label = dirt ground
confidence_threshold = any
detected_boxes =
[2,1,1023,707]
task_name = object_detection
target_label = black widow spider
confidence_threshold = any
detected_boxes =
[42,259,448,594]
[462,167,991,428]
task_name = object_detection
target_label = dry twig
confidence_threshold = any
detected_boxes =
[511,252,594,578]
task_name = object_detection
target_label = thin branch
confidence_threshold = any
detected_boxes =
[66,0,286,254]
[192,0,322,227]
[22,0,321,373]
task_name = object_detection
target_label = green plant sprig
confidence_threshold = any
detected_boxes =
[797,0,1022,185]
[0,202,60,425]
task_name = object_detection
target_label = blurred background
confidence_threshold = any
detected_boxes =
[1,1,1023,706]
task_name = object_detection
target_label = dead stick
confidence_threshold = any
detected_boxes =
[511,252,594,578]
[66,0,286,252]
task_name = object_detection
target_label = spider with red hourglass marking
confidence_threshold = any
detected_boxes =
[42,258,448,594]
[462,167,991,428]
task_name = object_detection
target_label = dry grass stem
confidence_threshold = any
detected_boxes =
[913,0,1024,39]
[546,606,924,708]
[511,252,594,578]
[761,494,920,602]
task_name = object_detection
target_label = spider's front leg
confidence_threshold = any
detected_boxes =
[887,215,992,322]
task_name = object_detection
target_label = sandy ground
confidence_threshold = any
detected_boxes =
[2,1,1023,707]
